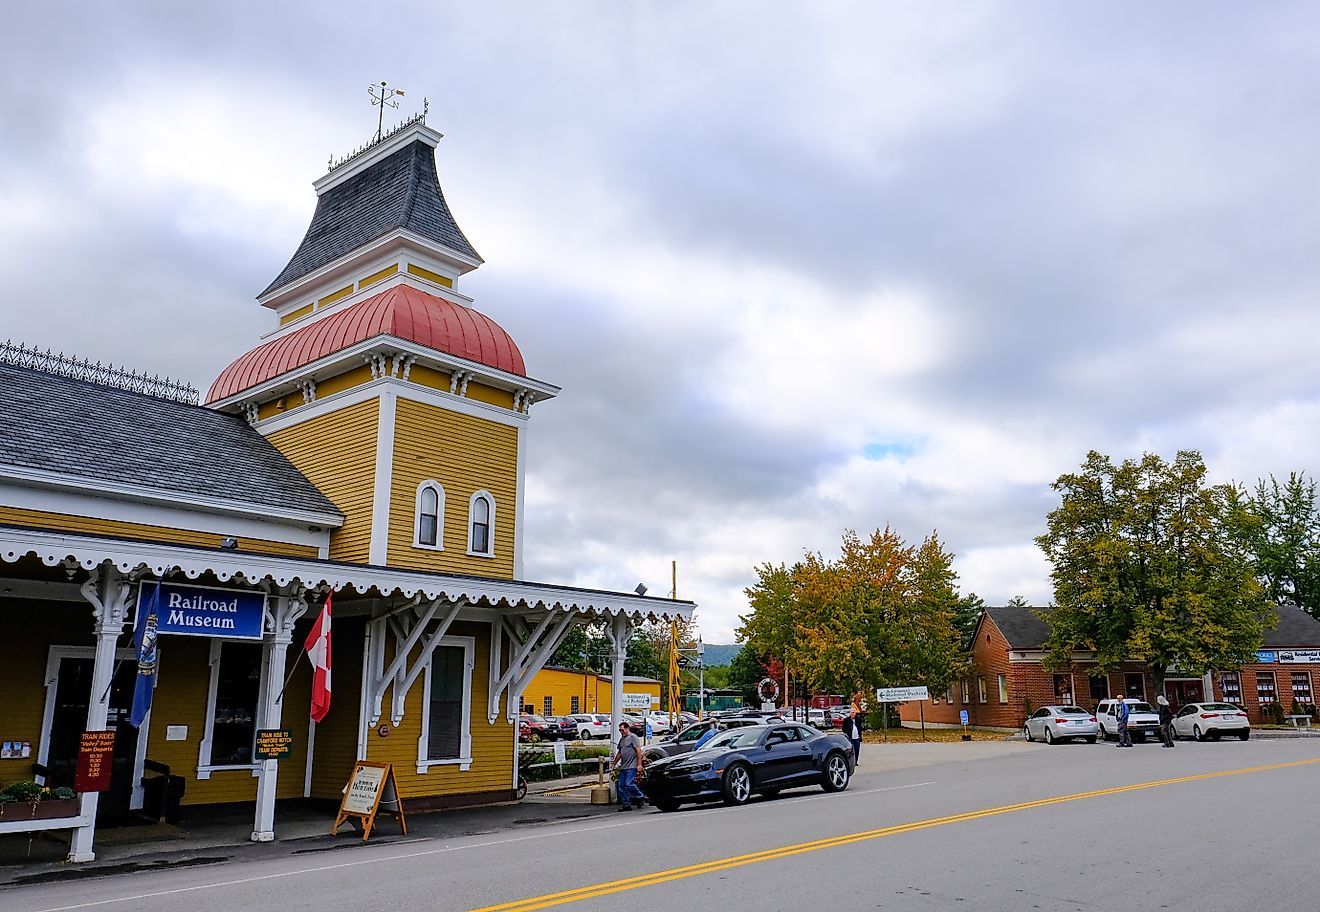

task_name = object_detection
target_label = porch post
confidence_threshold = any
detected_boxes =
[69,565,133,863]
[252,589,308,842]
[607,614,632,740]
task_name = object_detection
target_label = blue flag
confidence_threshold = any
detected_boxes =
[130,582,162,728]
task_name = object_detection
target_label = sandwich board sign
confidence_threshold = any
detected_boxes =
[333,760,407,842]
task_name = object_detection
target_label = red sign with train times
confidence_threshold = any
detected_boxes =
[75,730,116,793]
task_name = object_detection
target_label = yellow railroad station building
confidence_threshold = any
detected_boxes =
[0,113,692,861]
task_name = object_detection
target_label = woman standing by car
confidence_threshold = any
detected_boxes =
[1156,695,1175,748]
[842,709,862,764]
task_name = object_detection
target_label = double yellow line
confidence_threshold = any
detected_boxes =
[470,757,1320,912]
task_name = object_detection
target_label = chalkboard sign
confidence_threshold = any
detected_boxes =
[332,761,406,842]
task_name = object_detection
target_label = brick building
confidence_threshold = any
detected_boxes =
[923,605,1320,730]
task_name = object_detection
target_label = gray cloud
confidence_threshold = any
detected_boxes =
[4,2,1320,638]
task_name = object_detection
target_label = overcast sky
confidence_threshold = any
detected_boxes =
[4,3,1320,641]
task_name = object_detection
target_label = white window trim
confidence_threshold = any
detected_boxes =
[417,635,475,773]
[466,490,496,557]
[197,639,264,780]
[413,480,445,551]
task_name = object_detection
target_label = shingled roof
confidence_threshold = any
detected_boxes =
[986,604,1320,651]
[261,139,480,298]
[985,606,1052,649]
[0,362,342,521]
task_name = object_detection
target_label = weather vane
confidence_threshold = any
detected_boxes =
[368,81,405,142]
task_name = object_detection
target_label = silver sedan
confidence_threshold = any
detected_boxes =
[1023,705,1099,744]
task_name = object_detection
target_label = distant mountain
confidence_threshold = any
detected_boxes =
[700,643,742,667]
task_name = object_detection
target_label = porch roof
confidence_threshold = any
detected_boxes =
[0,524,693,622]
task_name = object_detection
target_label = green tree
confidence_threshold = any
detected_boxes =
[550,623,610,673]
[624,623,667,683]
[1237,472,1320,621]
[1036,450,1273,694]
[726,646,769,702]
[953,591,985,646]
[1005,595,1031,608]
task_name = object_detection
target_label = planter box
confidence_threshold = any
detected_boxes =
[0,797,80,820]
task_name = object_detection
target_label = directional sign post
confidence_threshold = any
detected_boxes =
[876,686,931,741]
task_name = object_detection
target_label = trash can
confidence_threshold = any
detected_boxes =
[142,773,186,823]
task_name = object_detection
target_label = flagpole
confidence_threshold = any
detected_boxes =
[274,649,306,706]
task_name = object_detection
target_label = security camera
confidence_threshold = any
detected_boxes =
[220,536,239,550]
[634,583,648,596]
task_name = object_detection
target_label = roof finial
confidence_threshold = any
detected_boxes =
[368,80,405,143]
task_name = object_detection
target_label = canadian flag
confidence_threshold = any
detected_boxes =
[305,592,332,723]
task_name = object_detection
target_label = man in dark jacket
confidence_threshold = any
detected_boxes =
[1156,695,1175,747]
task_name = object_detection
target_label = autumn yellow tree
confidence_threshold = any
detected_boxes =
[739,528,969,701]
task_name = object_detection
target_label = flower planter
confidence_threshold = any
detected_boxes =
[0,797,80,820]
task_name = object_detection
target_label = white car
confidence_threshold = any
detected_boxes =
[1171,702,1251,741]
[645,712,675,734]
[1023,705,1099,744]
[567,713,612,740]
[1095,698,1162,741]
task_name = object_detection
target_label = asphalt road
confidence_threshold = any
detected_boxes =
[5,737,1319,912]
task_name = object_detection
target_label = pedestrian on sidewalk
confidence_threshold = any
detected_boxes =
[1116,694,1133,748]
[843,708,862,764]
[612,722,646,811]
[1157,695,1175,747]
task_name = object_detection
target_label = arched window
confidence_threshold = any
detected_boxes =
[415,481,445,549]
[468,491,495,556]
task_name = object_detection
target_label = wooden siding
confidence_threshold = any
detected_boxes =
[267,398,379,563]
[361,621,516,799]
[309,616,366,801]
[386,397,518,577]
[405,364,516,411]
[0,506,317,558]
[0,601,311,806]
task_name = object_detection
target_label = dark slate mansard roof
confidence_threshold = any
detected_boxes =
[261,139,481,297]
[986,605,1320,651]
[0,363,342,520]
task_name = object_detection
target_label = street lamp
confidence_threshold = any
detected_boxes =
[697,636,705,720]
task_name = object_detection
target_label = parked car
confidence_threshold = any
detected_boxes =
[644,712,675,735]
[549,716,577,739]
[567,713,613,740]
[1023,705,1099,744]
[640,723,854,812]
[519,713,559,741]
[643,716,766,762]
[1171,702,1251,741]
[1095,699,1162,742]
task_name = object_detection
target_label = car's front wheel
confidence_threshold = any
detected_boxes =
[721,763,753,806]
[653,798,681,812]
[822,751,851,793]
[1023,725,1033,742]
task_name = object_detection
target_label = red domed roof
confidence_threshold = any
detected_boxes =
[207,284,525,404]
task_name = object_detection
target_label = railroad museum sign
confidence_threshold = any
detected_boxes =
[136,581,266,640]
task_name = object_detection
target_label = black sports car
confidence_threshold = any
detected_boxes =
[640,723,854,812]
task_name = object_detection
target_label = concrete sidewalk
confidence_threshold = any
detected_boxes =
[0,776,615,886]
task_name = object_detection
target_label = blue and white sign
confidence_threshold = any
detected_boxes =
[137,582,266,640]
[1279,650,1320,664]
[959,710,969,726]
[1255,650,1278,664]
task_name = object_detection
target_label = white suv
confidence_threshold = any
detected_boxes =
[1095,698,1162,742]
[567,714,612,740]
